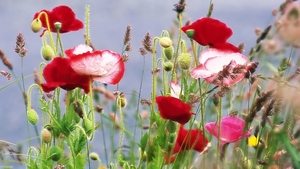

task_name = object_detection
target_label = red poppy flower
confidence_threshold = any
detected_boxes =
[181,17,233,47]
[155,96,194,124]
[165,125,210,164]
[33,5,83,35]
[41,57,90,93]
[65,44,125,85]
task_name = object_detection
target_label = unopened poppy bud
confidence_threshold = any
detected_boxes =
[41,45,55,61]
[31,19,42,33]
[54,22,62,31]
[41,128,52,144]
[166,121,177,133]
[163,61,173,72]
[186,29,195,38]
[212,93,219,106]
[83,117,93,135]
[27,108,39,125]
[49,146,62,161]
[117,97,127,108]
[159,37,172,48]
[178,53,191,70]
[89,152,100,161]
[242,157,252,169]
[138,148,147,162]
[163,46,174,60]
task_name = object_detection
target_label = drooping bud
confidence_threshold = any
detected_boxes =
[89,152,100,161]
[159,37,172,48]
[178,53,191,70]
[163,46,174,60]
[83,117,93,135]
[41,45,55,61]
[54,22,62,31]
[41,128,52,144]
[186,29,195,38]
[166,121,177,133]
[49,146,62,161]
[117,96,127,108]
[212,93,219,106]
[27,108,39,125]
[31,19,42,33]
[163,61,173,72]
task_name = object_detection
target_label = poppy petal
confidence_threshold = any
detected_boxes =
[190,64,214,79]
[70,50,125,85]
[181,18,233,46]
[65,44,93,57]
[155,96,193,124]
[41,57,90,93]
[170,81,181,98]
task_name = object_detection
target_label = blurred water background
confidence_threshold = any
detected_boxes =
[0,0,282,168]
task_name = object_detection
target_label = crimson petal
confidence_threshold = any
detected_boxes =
[181,17,233,46]
[155,96,194,124]
[41,57,90,93]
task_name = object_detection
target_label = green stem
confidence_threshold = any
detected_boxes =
[216,97,222,165]
[117,97,125,166]
[171,13,183,81]
[37,12,55,53]
[67,136,77,169]
[88,77,95,141]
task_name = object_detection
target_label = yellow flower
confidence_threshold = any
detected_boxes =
[248,135,259,147]
[98,166,106,169]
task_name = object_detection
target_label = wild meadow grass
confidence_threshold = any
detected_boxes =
[1,0,300,169]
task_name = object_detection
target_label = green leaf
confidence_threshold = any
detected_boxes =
[140,132,149,152]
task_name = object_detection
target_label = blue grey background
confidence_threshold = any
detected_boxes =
[0,0,282,168]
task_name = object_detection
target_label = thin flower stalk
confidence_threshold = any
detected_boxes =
[36,12,55,52]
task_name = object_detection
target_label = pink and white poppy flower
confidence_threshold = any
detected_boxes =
[170,81,182,98]
[205,116,251,144]
[190,48,253,86]
[65,44,125,85]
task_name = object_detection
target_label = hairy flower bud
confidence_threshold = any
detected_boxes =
[166,121,177,133]
[163,61,173,72]
[41,128,52,144]
[83,117,93,135]
[159,37,172,48]
[49,146,62,161]
[89,152,100,161]
[117,97,127,108]
[31,19,42,33]
[27,108,38,125]
[178,53,191,70]
[163,46,174,60]
[41,45,55,61]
